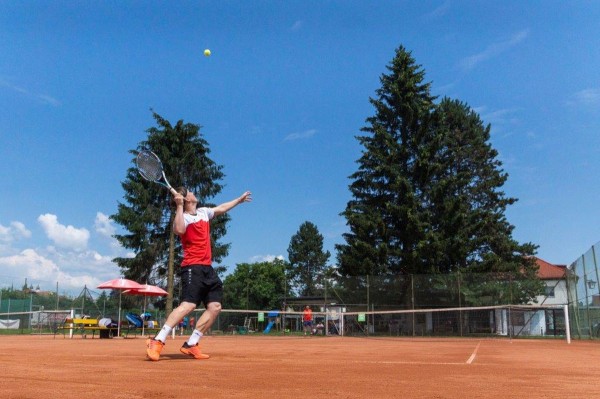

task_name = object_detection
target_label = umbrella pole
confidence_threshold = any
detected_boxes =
[142,296,146,336]
[117,292,122,337]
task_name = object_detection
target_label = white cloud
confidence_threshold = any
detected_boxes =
[1,249,60,280]
[284,129,317,141]
[0,78,61,106]
[94,212,131,254]
[0,213,132,295]
[434,81,457,94]
[290,20,303,31]
[567,88,600,106]
[38,213,90,251]
[94,212,115,238]
[324,218,349,240]
[459,29,530,71]
[0,246,121,294]
[0,221,31,242]
[479,107,521,126]
[471,106,523,139]
[425,1,451,19]
[0,249,101,294]
[249,254,285,263]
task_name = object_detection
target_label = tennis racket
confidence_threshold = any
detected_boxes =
[136,150,178,196]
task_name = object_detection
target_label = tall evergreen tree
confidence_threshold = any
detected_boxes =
[336,46,436,276]
[336,46,541,302]
[422,98,541,303]
[288,221,331,296]
[111,112,226,314]
[424,98,538,274]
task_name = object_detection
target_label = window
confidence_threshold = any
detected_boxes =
[544,285,555,298]
[510,311,525,325]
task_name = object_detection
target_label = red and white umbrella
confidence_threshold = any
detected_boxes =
[97,278,144,336]
[124,284,168,336]
[125,284,168,297]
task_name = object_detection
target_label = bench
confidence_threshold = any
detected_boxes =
[124,320,162,338]
[55,318,120,339]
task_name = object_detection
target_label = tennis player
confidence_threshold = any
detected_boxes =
[146,187,252,361]
[303,305,313,335]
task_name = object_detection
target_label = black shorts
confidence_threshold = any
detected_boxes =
[180,265,223,308]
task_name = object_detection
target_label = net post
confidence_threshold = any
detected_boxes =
[69,309,74,339]
[564,304,571,344]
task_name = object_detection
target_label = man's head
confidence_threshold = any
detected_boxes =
[171,186,197,211]
[175,186,188,198]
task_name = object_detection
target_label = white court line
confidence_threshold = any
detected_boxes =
[466,341,481,364]
[354,361,468,365]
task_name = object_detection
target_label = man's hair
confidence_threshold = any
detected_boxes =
[170,186,188,208]
[176,186,188,197]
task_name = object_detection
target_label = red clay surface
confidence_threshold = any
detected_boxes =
[1,335,600,398]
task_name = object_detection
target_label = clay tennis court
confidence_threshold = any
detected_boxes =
[1,335,599,398]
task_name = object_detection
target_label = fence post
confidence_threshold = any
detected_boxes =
[592,246,600,305]
[564,305,571,344]
[457,272,463,337]
[582,254,592,338]
[366,275,369,336]
[411,274,415,337]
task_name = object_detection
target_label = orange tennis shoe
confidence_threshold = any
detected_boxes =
[180,342,210,360]
[146,338,164,361]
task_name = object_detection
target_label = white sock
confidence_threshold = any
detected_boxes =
[186,329,203,346]
[154,325,172,343]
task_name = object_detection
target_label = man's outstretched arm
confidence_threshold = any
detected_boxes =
[213,191,252,216]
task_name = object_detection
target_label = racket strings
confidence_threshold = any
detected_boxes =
[137,152,163,181]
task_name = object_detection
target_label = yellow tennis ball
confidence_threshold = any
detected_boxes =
[204,49,211,57]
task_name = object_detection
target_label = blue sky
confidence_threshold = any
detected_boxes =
[1,1,599,296]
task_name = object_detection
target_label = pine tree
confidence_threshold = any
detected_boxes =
[336,46,541,303]
[336,46,435,276]
[111,112,226,314]
[288,221,331,296]
[423,98,541,304]
[425,98,538,274]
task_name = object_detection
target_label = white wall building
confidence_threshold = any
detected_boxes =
[533,257,568,306]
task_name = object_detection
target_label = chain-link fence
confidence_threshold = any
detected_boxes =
[568,242,600,338]
[6,243,600,341]
[297,271,545,312]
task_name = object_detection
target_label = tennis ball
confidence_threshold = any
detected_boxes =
[204,49,211,57]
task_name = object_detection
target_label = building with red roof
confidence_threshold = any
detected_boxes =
[533,257,568,306]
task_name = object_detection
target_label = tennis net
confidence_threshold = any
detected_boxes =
[207,304,569,341]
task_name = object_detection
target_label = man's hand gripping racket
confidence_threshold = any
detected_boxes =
[136,150,178,196]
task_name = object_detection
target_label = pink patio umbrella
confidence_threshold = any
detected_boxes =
[124,284,168,336]
[97,278,144,336]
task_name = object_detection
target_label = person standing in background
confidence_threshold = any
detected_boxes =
[302,305,313,336]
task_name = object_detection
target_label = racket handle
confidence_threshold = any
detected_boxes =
[169,187,178,196]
